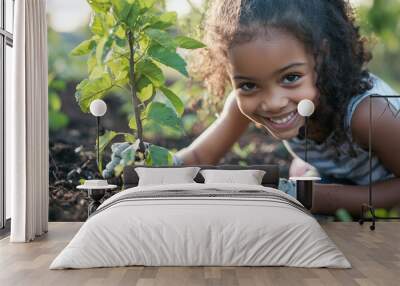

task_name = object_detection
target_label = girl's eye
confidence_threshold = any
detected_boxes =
[282,74,301,84]
[238,82,257,92]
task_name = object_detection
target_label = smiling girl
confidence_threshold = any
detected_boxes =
[175,0,400,216]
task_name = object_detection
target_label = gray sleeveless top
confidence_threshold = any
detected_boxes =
[284,74,399,185]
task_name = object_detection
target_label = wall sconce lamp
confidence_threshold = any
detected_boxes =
[297,99,315,163]
[89,99,107,173]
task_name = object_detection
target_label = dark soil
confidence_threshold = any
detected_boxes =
[49,129,288,221]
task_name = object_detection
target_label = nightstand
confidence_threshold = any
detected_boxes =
[289,177,321,209]
[77,182,117,216]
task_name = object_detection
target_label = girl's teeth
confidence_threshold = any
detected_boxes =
[269,112,295,124]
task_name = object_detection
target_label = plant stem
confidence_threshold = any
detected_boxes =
[127,30,146,153]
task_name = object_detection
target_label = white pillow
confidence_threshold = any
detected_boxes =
[200,169,266,185]
[135,167,201,186]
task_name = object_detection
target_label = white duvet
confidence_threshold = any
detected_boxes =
[50,183,351,269]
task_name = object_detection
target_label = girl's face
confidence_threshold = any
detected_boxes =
[228,29,319,140]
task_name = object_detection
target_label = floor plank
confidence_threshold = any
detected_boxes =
[0,222,399,286]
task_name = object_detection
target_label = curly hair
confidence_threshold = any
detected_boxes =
[190,0,373,155]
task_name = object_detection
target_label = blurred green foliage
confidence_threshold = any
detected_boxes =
[335,208,353,222]
[48,24,93,133]
[48,75,70,132]
[334,207,400,221]
[48,27,90,81]
[365,208,400,218]
[232,142,257,166]
[357,0,400,90]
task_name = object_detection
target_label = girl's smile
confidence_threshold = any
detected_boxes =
[259,110,301,132]
[228,29,319,140]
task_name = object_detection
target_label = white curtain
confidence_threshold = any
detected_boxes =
[7,0,49,242]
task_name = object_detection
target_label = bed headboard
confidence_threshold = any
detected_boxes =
[123,164,280,189]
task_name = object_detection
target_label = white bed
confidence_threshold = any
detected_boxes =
[50,183,351,269]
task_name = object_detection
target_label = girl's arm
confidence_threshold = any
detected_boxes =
[176,91,251,165]
[312,97,400,216]
[312,178,400,216]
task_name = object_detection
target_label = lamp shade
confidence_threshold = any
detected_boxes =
[297,99,315,117]
[90,99,107,117]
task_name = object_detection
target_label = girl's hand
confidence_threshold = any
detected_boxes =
[289,157,319,177]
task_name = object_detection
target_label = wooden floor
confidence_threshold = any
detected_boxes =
[0,222,399,286]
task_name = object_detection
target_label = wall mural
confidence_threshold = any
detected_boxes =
[47,0,400,222]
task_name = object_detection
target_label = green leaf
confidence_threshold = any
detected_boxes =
[136,75,153,92]
[89,65,105,80]
[99,130,118,153]
[129,117,137,130]
[96,37,107,63]
[145,144,173,166]
[159,11,177,24]
[145,29,176,50]
[174,36,206,49]
[115,37,127,48]
[115,25,126,39]
[111,0,140,28]
[98,130,118,172]
[148,44,188,77]
[145,101,183,132]
[90,13,106,36]
[107,56,129,83]
[138,84,153,101]
[75,73,113,112]
[96,36,114,63]
[126,6,141,29]
[71,39,96,56]
[87,53,97,74]
[137,0,157,9]
[137,59,165,86]
[124,133,136,143]
[148,11,177,29]
[105,12,116,27]
[87,0,111,13]
[159,86,184,116]
[110,0,130,20]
